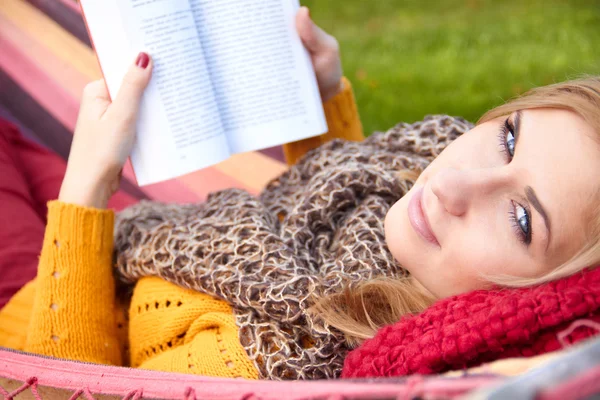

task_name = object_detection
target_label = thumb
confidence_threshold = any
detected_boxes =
[80,80,111,117]
[296,7,337,54]
[111,52,153,113]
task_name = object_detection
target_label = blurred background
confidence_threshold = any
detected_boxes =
[304,0,600,134]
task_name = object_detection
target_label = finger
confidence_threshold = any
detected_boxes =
[81,80,111,113]
[296,7,338,54]
[110,52,153,118]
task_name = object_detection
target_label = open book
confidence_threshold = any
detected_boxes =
[80,0,327,186]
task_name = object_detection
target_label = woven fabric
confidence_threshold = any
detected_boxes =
[113,115,471,380]
[342,266,600,378]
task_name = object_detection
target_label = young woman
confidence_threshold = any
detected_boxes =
[1,7,600,380]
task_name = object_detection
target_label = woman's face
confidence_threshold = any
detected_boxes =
[385,108,600,299]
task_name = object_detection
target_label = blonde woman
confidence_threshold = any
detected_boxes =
[1,7,599,380]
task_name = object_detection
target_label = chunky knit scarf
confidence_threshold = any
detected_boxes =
[113,115,470,380]
[343,266,600,378]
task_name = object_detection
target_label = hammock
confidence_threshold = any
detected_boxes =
[0,338,599,399]
[1,0,599,398]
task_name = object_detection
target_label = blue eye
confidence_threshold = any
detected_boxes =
[506,129,515,157]
[510,201,532,246]
[498,118,516,161]
[516,205,529,236]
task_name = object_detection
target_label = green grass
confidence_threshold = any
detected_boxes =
[302,0,600,134]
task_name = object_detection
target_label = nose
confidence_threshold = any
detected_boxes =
[429,168,509,216]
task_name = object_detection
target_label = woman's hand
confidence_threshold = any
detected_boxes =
[296,7,343,102]
[59,53,152,209]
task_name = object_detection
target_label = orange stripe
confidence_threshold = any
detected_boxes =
[0,0,100,80]
[178,167,255,200]
[215,152,287,192]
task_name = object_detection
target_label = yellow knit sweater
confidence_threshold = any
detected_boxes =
[0,78,363,378]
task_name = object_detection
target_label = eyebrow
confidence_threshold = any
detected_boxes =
[526,186,552,250]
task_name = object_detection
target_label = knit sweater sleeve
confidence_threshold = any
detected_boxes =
[25,201,122,366]
[282,77,364,165]
[128,277,258,379]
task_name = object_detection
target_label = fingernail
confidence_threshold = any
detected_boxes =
[306,7,311,19]
[135,52,150,69]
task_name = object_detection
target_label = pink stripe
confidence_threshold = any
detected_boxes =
[0,14,88,100]
[0,35,79,131]
[179,167,257,201]
[0,349,499,399]
[122,162,201,204]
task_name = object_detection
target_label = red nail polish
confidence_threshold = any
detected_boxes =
[135,52,150,69]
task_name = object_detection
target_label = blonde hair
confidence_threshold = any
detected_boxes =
[312,76,600,345]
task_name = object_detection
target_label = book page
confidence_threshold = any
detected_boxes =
[189,0,327,153]
[80,0,231,186]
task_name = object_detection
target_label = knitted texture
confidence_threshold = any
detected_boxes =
[129,277,258,379]
[0,280,35,351]
[113,115,471,380]
[0,205,262,379]
[342,267,600,378]
[26,202,122,365]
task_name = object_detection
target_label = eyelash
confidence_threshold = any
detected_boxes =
[497,118,514,162]
[498,117,532,246]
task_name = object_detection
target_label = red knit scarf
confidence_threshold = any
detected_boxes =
[342,266,600,378]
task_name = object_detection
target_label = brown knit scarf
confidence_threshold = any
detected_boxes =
[114,115,473,380]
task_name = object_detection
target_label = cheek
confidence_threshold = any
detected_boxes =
[408,219,515,299]
[434,227,530,297]
[433,233,496,296]
[384,197,409,262]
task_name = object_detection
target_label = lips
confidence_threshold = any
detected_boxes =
[408,187,439,246]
